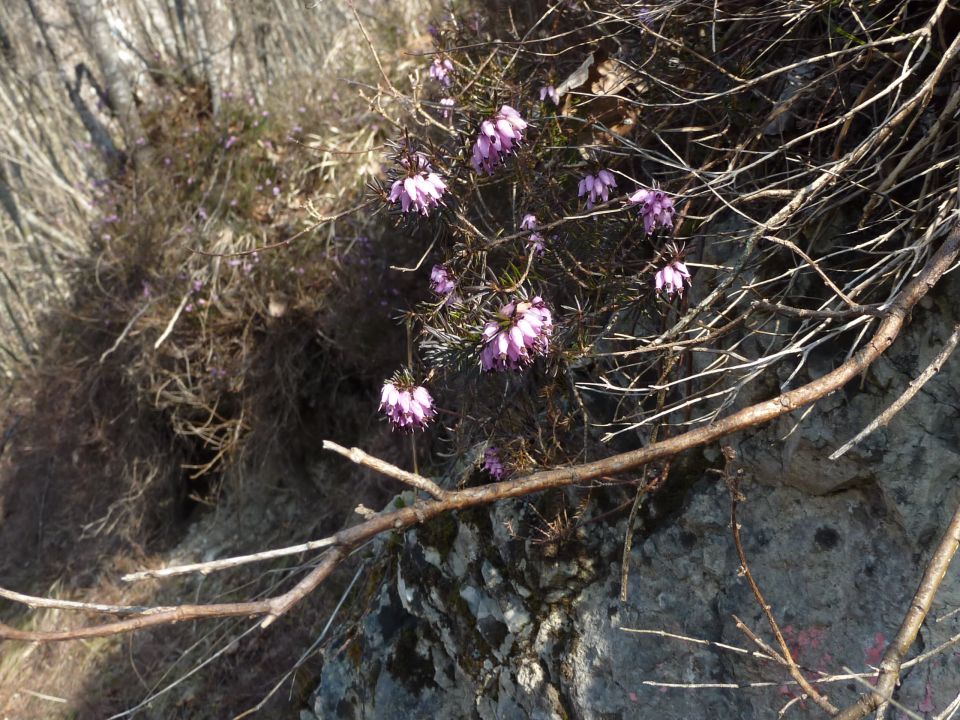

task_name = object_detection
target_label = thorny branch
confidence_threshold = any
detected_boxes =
[1,224,957,643]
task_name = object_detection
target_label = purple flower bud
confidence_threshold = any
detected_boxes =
[225,135,239,149]
[480,296,553,372]
[430,264,456,295]
[628,187,676,234]
[483,447,506,479]
[539,85,560,106]
[528,232,546,256]
[429,56,454,87]
[379,380,435,431]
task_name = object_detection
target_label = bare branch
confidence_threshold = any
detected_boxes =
[831,322,960,459]
[322,440,449,500]
[1,226,957,643]
[120,536,337,582]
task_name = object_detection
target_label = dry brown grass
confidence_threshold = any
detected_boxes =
[0,0,437,715]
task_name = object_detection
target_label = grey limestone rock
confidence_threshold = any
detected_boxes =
[309,277,960,719]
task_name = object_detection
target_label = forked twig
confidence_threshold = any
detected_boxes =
[831,322,960,459]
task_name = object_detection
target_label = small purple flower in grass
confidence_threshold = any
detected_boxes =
[628,187,676,234]
[480,296,553,372]
[430,264,456,296]
[483,447,506,479]
[539,85,560,106]
[380,379,435,431]
[578,169,617,209]
[388,154,448,216]
[654,260,691,297]
[430,57,455,86]
[471,105,528,175]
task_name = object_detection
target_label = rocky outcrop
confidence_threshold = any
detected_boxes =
[307,278,960,719]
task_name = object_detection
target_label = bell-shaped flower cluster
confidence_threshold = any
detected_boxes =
[480,296,552,372]
[388,155,448,216]
[520,213,545,256]
[430,57,454,86]
[430,264,456,296]
[483,446,506,479]
[471,105,528,175]
[579,169,617,209]
[380,380,436,431]
[654,260,691,297]
[628,187,676,234]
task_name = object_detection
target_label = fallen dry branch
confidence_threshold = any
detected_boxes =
[0,224,957,643]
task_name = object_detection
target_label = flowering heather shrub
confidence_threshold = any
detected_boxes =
[471,105,527,175]
[388,154,448,216]
[380,379,435,431]
[579,170,617,209]
[480,297,553,372]
[362,0,954,480]
[655,260,691,297]
[628,187,676,234]
[429,56,454,87]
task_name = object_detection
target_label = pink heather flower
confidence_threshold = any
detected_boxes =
[520,213,545,256]
[480,296,553,372]
[388,155,448,216]
[628,187,676,234]
[483,447,506,479]
[225,134,238,149]
[654,260,691,297]
[578,169,617,209]
[430,264,456,295]
[430,57,455,86]
[439,97,455,119]
[539,85,560,106]
[380,380,435,431]
[527,233,546,255]
[471,105,528,175]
